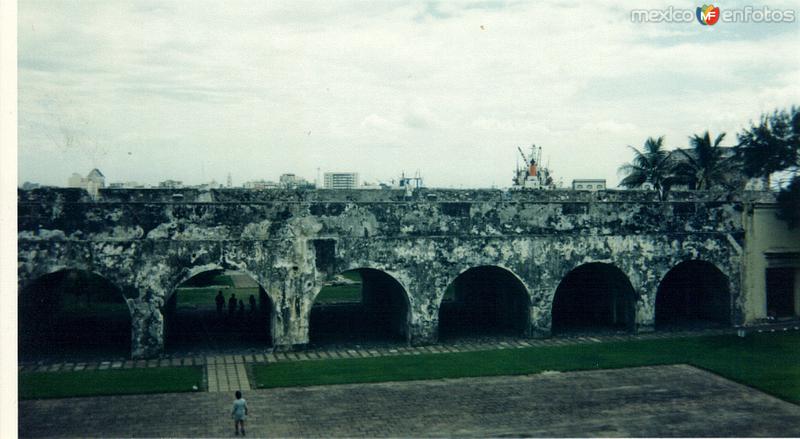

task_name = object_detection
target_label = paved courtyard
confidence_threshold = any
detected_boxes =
[19,364,800,438]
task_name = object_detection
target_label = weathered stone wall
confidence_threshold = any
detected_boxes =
[18,187,754,358]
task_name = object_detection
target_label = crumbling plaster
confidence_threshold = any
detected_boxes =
[18,188,755,358]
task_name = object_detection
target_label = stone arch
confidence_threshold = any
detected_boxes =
[655,260,731,329]
[166,257,281,316]
[163,266,274,352]
[551,262,636,334]
[309,267,411,345]
[168,262,228,303]
[19,268,133,360]
[18,248,134,299]
[438,265,531,339]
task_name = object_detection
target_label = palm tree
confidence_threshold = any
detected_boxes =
[618,136,672,200]
[674,131,737,190]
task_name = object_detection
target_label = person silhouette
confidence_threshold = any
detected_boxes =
[215,290,225,319]
[237,299,245,321]
[228,293,237,320]
[248,295,257,315]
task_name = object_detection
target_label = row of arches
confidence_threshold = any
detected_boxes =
[18,260,732,360]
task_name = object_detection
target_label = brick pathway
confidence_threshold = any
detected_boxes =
[18,365,800,437]
[206,356,251,392]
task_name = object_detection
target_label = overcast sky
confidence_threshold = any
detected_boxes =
[17,0,800,188]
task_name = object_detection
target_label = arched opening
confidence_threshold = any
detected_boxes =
[163,269,272,354]
[309,268,409,346]
[19,269,131,361]
[438,266,529,340]
[655,260,731,329]
[551,263,636,335]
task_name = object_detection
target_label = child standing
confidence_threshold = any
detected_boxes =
[231,390,249,436]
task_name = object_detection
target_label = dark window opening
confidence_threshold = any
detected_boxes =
[313,239,336,276]
[767,267,796,319]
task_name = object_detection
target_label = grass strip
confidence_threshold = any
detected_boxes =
[19,366,204,400]
[253,332,800,404]
[211,274,236,287]
[315,284,362,304]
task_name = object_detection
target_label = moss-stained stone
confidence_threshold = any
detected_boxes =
[18,188,769,358]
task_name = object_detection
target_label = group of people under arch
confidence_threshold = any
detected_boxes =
[215,291,258,322]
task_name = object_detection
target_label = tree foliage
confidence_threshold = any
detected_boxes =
[674,131,737,190]
[737,106,800,228]
[776,176,800,228]
[618,107,799,227]
[736,107,799,179]
[618,136,673,200]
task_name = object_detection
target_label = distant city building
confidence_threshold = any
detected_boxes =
[20,182,41,190]
[67,173,83,188]
[67,168,105,197]
[279,173,312,189]
[243,180,279,189]
[572,179,606,191]
[323,172,359,189]
[194,180,221,190]
[158,180,183,189]
[358,182,385,190]
[108,181,145,189]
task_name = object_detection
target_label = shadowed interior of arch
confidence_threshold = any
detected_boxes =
[163,269,272,354]
[438,266,529,340]
[551,263,636,335]
[309,268,409,346]
[19,269,131,361]
[655,260,731,330]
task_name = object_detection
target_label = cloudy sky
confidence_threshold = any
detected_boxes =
[17,0,800,188]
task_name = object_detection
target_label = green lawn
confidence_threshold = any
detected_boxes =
[341,271,361,282]
[19,333,799,403]
[253,332,800,404]
[211,274,236,287]
[315,270,362,304]
[19,367,204,400]
[315,284,362,304]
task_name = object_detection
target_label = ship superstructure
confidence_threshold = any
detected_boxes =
[512,144,555,189]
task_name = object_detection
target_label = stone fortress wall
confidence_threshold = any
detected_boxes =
[18,187,771,358]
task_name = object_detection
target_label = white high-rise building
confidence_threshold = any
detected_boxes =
[323,172,359,189]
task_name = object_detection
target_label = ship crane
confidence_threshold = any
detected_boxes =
[512,144,553,190]
[518,144,541,177]
[517,146,530,166]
